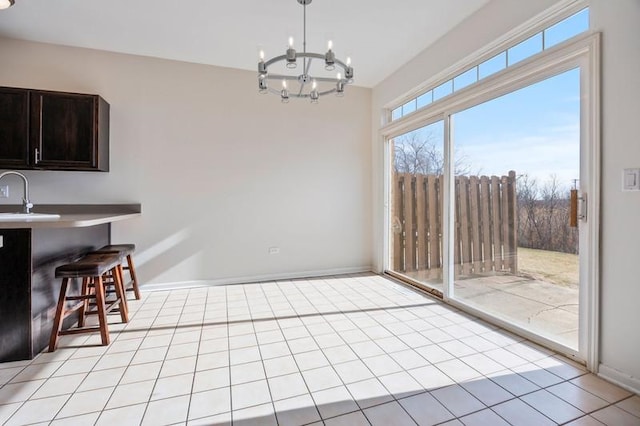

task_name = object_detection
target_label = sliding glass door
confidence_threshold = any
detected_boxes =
[385,34,599,362]
[451,68,582,351]
[388,121,445,292]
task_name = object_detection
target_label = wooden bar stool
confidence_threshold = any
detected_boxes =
[92,244,141,300]
[49,252,129,352]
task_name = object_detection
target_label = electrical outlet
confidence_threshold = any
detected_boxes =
[268,247,280,255]
[623,168,640,191]
[0,185,8,198]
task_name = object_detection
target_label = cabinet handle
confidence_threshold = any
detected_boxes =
[34,148,39,164]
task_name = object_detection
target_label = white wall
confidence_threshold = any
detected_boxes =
[0,38,373,285]
[589,0,640,391]
[372,0,640,391]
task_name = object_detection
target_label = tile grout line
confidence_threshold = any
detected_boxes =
[183,286,209,424]
[4,294,159,425]
[2,274,638,426]
[137,289,192,425]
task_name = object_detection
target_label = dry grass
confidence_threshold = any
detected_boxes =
[517,247,579,288]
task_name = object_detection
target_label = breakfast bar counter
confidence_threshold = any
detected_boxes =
[0,204,141,229]
[0,204,141,362]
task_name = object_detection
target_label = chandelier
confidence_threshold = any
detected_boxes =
[257,0,354,103]
[0,0,15,10]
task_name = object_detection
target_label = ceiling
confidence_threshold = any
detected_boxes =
[0,0,491,88]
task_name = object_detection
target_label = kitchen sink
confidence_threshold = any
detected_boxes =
[0,212,61,221]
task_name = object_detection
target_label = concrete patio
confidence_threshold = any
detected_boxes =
[401,272,579,350]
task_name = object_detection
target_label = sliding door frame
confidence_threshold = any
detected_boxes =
[382,32,601,370]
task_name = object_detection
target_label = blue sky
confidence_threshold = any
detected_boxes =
[394,9,588,192]
[454,68,580,188]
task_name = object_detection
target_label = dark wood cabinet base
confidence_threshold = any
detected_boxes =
[0,225,108,362]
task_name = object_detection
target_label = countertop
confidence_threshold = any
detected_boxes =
[0,204,142,229]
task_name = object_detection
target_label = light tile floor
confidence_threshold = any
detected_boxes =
[0,273,638,426]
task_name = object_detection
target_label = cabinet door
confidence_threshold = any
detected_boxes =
[0,229,32,362]
[0,87,30,169]
[29,91,99,170]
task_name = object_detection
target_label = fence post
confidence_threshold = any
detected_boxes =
[416,175,428,271]
[480,176,493,273]
[508,170,518,273]
[403,173,416,272]
[392,173,404,271]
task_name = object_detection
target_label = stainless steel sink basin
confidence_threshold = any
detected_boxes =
[0,212,61,221]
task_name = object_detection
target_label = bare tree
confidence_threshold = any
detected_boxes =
[392,132,473,175]
[517,174,578,254]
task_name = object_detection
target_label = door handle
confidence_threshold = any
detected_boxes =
[570,190,587,228]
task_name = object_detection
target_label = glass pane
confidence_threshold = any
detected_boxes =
[545,8,590,49]
[453,67,478,91]
[392,107,402,121]
[479,52,507,80]
[390,121,445,291]
[416,91,433,109]
[402,99,417,116]
[451,68,581,350]
[433,80,453,101]
[508,32,543,66]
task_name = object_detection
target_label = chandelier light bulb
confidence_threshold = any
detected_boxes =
[286,37,297,69]
[282,80,288,89]
[346,57,351,66]
[310,81,319,104]
[258,76,268,94]
[336,80,345,97]
[325,45,336,71]
[327,40,333,51]
[259,50,265,61]
[337,72,342,81]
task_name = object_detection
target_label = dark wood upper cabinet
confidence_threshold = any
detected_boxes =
[0,87,109,172]
[0,87,30,169]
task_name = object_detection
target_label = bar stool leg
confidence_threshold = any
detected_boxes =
[126,254,142,300]
[78,277,89,328]
[112,266,129,323]
[49,277,70,352]
[94,276,110,346]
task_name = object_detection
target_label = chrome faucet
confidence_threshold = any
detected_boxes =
[0,171,33,214]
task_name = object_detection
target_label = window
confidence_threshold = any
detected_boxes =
[389,8,589,122]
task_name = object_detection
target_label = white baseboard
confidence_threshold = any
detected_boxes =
[141,265,374,292]
[598,363,640,395]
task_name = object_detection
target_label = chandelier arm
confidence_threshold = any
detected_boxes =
[318,88,337,96]
[284,89,335,99]
[263,54,288,68]
[267,87,283,96]
[304,57,313,76]
[332,58,351,69]
[265,74,305,81]
[265,75,344,84]
[263,53,350,72]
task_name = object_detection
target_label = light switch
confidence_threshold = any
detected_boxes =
[623,168,640,191]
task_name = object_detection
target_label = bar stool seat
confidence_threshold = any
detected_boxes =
[49,252,129,351]
[92,244,141,300]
